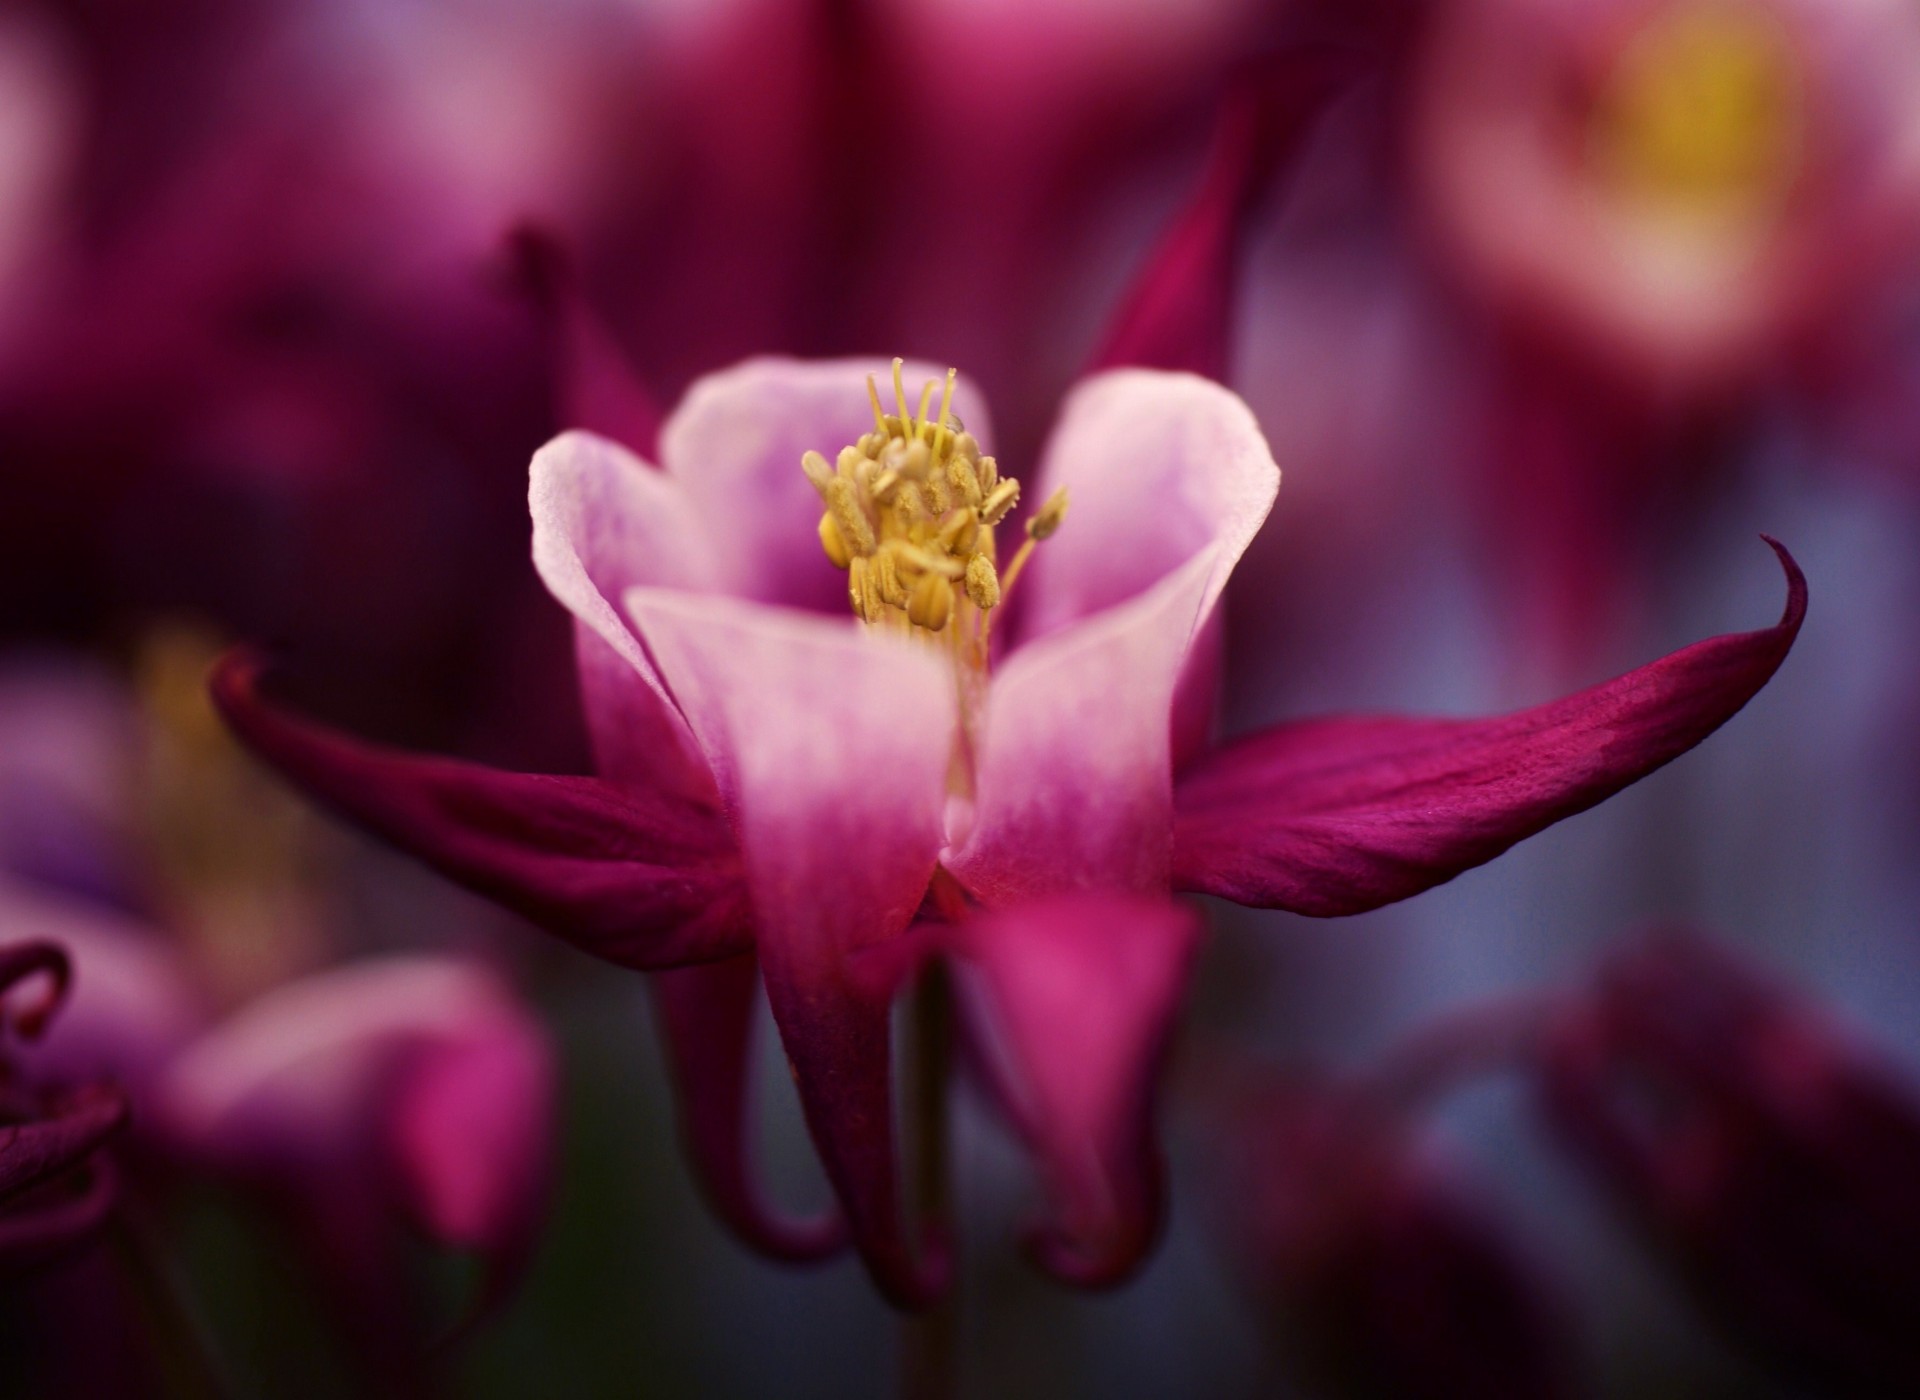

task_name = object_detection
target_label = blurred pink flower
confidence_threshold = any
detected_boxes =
[1410,0,1920,400]
[1541,929,1920,1393]
[1202,1071,1581,1400]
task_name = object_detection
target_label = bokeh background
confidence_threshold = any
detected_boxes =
[4,0,1919,1395]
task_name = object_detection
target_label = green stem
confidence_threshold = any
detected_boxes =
[111,1203,235,1400]
[900,964,957,1400]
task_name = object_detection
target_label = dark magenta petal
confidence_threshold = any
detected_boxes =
[1087,51,1359,380]
[1174,539,1806,915]
[961,896,1202,1287]
[0,1086,126,1203]
[508,227,664,459]
[649,958,845,1262]
[210,650,752,970]
[857,897,1202,1289]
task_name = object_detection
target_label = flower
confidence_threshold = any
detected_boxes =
[1201,1071,1581,1400]
[0,939,127,1277]
[213,338,1804,1304]
[0,645,560,1355]
[4,874,558,1356]
[1539,929,1920,1394]
[1409,0,1920,399]
[204,32,1805,1307]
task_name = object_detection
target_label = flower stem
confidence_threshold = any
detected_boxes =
[900,964,957,1400]
[111,1202,235,1400]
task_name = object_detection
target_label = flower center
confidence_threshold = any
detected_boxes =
[802,359,1066,675]
[1589,1,1802,228]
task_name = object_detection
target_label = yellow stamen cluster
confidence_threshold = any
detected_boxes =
[804,359,1067,662]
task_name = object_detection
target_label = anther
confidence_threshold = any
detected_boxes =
[849,556,876,620]
[802,450,836,495]
[1027,487,1069,540]
[977,454,999,491]
[818,511,851,568]
[937,511,979,554]
[908,573,954,631]
[964,554,1002,610]
[947,455,983,507]
[980,479,1021,525]
[826,477,876,557]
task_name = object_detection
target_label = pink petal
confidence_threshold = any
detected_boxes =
[384,997,556,1264]
[951,896,1202,1287]
[623,587,957,1304]
[212,651,752,971]
[657,357,992,614]
[528,429,715,792]
[1015,369,1277,647]
[160,959,550,1183]
[1174,540,1807,915]
[947,549,1219,902]
[1088,52,1361,380]
[648,958,844,1262]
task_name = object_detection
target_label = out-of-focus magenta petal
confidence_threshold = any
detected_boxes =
[160,958,558,1325]
[951,895,1202,1287]
[623,588,955,1305]
[384,992,556,1300]
[1088,52,1360,381]
[649,958,844,1262]
[947,549,1219,903]
[160,958,549,1182]
[508,227,665,459]
[211,651,752,972]
[0,1076,126,1278]
[656,357,992,614]
[0,883,204,1106]
[0,937,69,1039]
[1016,369,1277,645]
[1174,540,1806,915]
[0,1085,124,1202]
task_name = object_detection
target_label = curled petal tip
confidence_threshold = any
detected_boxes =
[0,941,72,1041]
[1758,535,1808,632]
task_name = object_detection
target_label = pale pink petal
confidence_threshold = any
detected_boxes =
[528,429,717,789]
[658,357,993,614]
[947,548,1219,903]
[622,587,956,1303]
[1015,369,1277,645]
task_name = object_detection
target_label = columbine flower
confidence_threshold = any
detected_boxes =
[1539,929,1920,1394]
[215,335,1804,1303]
